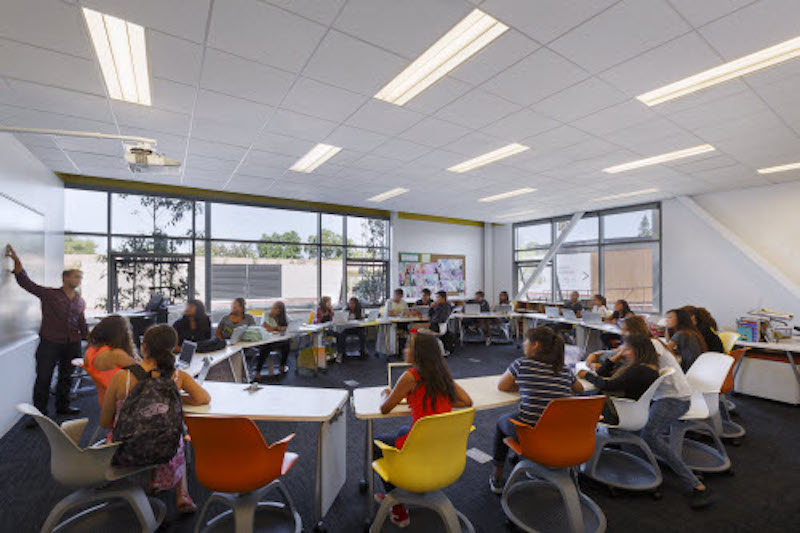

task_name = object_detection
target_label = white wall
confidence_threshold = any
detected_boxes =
[0,133,64,437]
[662,186,800,330]
[392,216,485,298]
[492,223,513,299]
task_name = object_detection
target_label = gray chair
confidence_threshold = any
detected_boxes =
[17,403,165,533]
[581,369,673,496]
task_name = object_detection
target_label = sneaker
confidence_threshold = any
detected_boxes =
[690,487,713,509]
[489,475,505,495]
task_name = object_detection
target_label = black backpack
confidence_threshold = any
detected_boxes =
[196,337,226,353]
[112,365,184,467]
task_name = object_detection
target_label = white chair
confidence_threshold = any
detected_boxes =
[669,353,735,474]
[433,321,450,356]
[581,369,674,496]
[17,404,165,533]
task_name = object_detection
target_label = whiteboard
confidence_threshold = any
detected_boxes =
[0,193,45,345]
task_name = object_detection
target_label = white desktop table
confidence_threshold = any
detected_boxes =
[520,312,621,354]
[733,339,800,404]
[186,333,299,383]
[450,311,523,346]
[352,374,519,521]
[184,382,349,530]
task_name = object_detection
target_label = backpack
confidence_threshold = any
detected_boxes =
[240,326,267,342]
[196,337,226,353]
[111,365,184,467]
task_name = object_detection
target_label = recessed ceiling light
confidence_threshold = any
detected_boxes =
[590,188,660,202]
[83,8,151,106]
[637,35,800,106]
[603,145,715,174]
[375,9,508,106]
[757,161,800,174]
[290,143,342,173]
[496,209,539,219]
[448,143,530,173]
[368,188,410,202]
[479,187,536,203]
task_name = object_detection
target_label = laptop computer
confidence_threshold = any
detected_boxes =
[581,311,601,323]
[545,306,561,318]
[561,308,577,320]
[388,362,413,404]
[496,304,513,314]
[333,312,348,325]
[412,305,430,318]
[367,309,380,321]
[176,340,196,369]
[463,303,481,315]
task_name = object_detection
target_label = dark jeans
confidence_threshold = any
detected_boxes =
[493,412,519,467]
[255,341,290,374]
[641,398,700,491]
[601,332,622,349]
[373,426,410,493]
[337,328,367,356]
[34,339,81,414]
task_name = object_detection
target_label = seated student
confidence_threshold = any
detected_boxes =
[172,299,211,345]
[415,288,433,307]
[384,288,408,317]
[100,325,210,514]
[666,308,707,371]
[216,297,256,340]
[253,301,291,380]
[493,290,511,311]
[430,290,454,352]
[591,294,611,318]
[683,306,724,353]
[314,296,335,323]
[601,299,636,348]
[578,333,660,425]
[336,297,368,361]
[583,316,648,371]
[465,290,493,346]
[376,332,473,527]
[490,326,583,493]
[84,315,138,406]
[562,290,583,316]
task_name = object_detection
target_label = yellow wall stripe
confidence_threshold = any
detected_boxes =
[397,212,484,227]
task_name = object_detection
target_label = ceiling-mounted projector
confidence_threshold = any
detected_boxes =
[124,143,181,174]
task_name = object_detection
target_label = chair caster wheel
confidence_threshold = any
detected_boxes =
[313,521,326,533]
[358,480,368,493]
[651,490,663,500]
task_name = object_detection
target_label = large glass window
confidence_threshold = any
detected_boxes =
[513,203,661,311]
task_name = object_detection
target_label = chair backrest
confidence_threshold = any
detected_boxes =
[381,408,475,493]
[184,415,291,493]
[718,332,740,355]
[16,403,118,489]
[685,352,734,394]
[721,348,746,394]
[610,368,674,431]
[513,396,605,468]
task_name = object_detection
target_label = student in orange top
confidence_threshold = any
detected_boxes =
[83,315,138,406]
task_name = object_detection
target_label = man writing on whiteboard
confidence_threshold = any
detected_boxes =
[6,244,87,422]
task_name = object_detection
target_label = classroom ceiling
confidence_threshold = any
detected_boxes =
[2,0,800,222]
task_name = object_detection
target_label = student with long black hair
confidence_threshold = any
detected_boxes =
[216,298,255,339]
[84,315,138,406]
[376,332,473,527]
[172,299,211,345]
[336,297,368,360]
[601,299,635,348]
[489,326,583,493]
[683,306,724,353]
[254,301,291,379]
[666,308,707,371]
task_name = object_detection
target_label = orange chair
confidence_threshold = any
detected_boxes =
[501,396,607,533]
[716,348,747,441]
[185,415,301,533]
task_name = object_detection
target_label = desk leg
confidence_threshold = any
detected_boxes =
[314,421,324,532]
[366,419,375,523]
[786,351,800,386]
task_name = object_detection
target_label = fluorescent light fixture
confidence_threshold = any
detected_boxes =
[368,188,410,202]
[375,9,508,106]
[603,145,715,174]
[590,188,660,203]
[638,35,800,106]
[83,8,151,106]
[757,161,800,174]
[479,187,536,203]
[448,143,530,173]
[497,209,539,219]
[290,143,342,173]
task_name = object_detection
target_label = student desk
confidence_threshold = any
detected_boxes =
[184,381,349,531]
[733,339,800,405]
[352,375,520,521]
[520,312,621,354]
[186,333,299,383]
[450,311,523,347]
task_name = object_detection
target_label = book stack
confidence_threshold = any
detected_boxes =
[736,318,761,342]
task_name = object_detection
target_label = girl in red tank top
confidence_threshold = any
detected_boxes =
[374,332,473,527]
[83,315,137,405]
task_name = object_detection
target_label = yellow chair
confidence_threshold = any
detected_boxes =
[718,331,741,355]
[372,409,476,533]
[249,309,265,326]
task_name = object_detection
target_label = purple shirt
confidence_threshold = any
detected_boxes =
[14,269,87,344]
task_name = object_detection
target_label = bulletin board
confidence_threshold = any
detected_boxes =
[398,252,465,299]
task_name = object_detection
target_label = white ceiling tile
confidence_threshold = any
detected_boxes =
[194,90,272,128]
[349,154,404,172]
[525,125,593,151]
[11,132,59,149]
[369,138,431,162]
[532,77,627,122]
[481,109,560,141]
[53,136,124,157]
[149,31,203,86]
[0,0,91,58]
[408,149,469,171]
[344,100,424,136]
[398,117,471,147]
[443,131,507,157]
[265,109,339,141]
[571,100,659,136]
[482,0,617,44]
[183,154,239,174]
[403,75,473,115]
[550,0,691,73]
[119,128,188,155]
[82,0,211,43]
[280,77,369,122]
[0,38,103,95]
[303,30,407,96]
[434,89,521,130]
[448,30,540,86]
[665,90,770,133]
[242,149,298,173]
[187,138,248,161]
[200,48,295,107]
[3,79,113,123]
[1,106,117,134]
[112,102,191,136]
[228,174,277,195]
[151,78,196,115]
[481,47,589,106]
[252,132,314,157]
[698,0,800,60]
[668,0,757,28]
[333,0,473,59]
[324,125,388,153]
[264,0,346,25]
[208,0,325,72]
[190,116,259,147]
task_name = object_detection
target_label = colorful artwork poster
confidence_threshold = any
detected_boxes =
[437,258,464,282]
[421,262,437,275]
